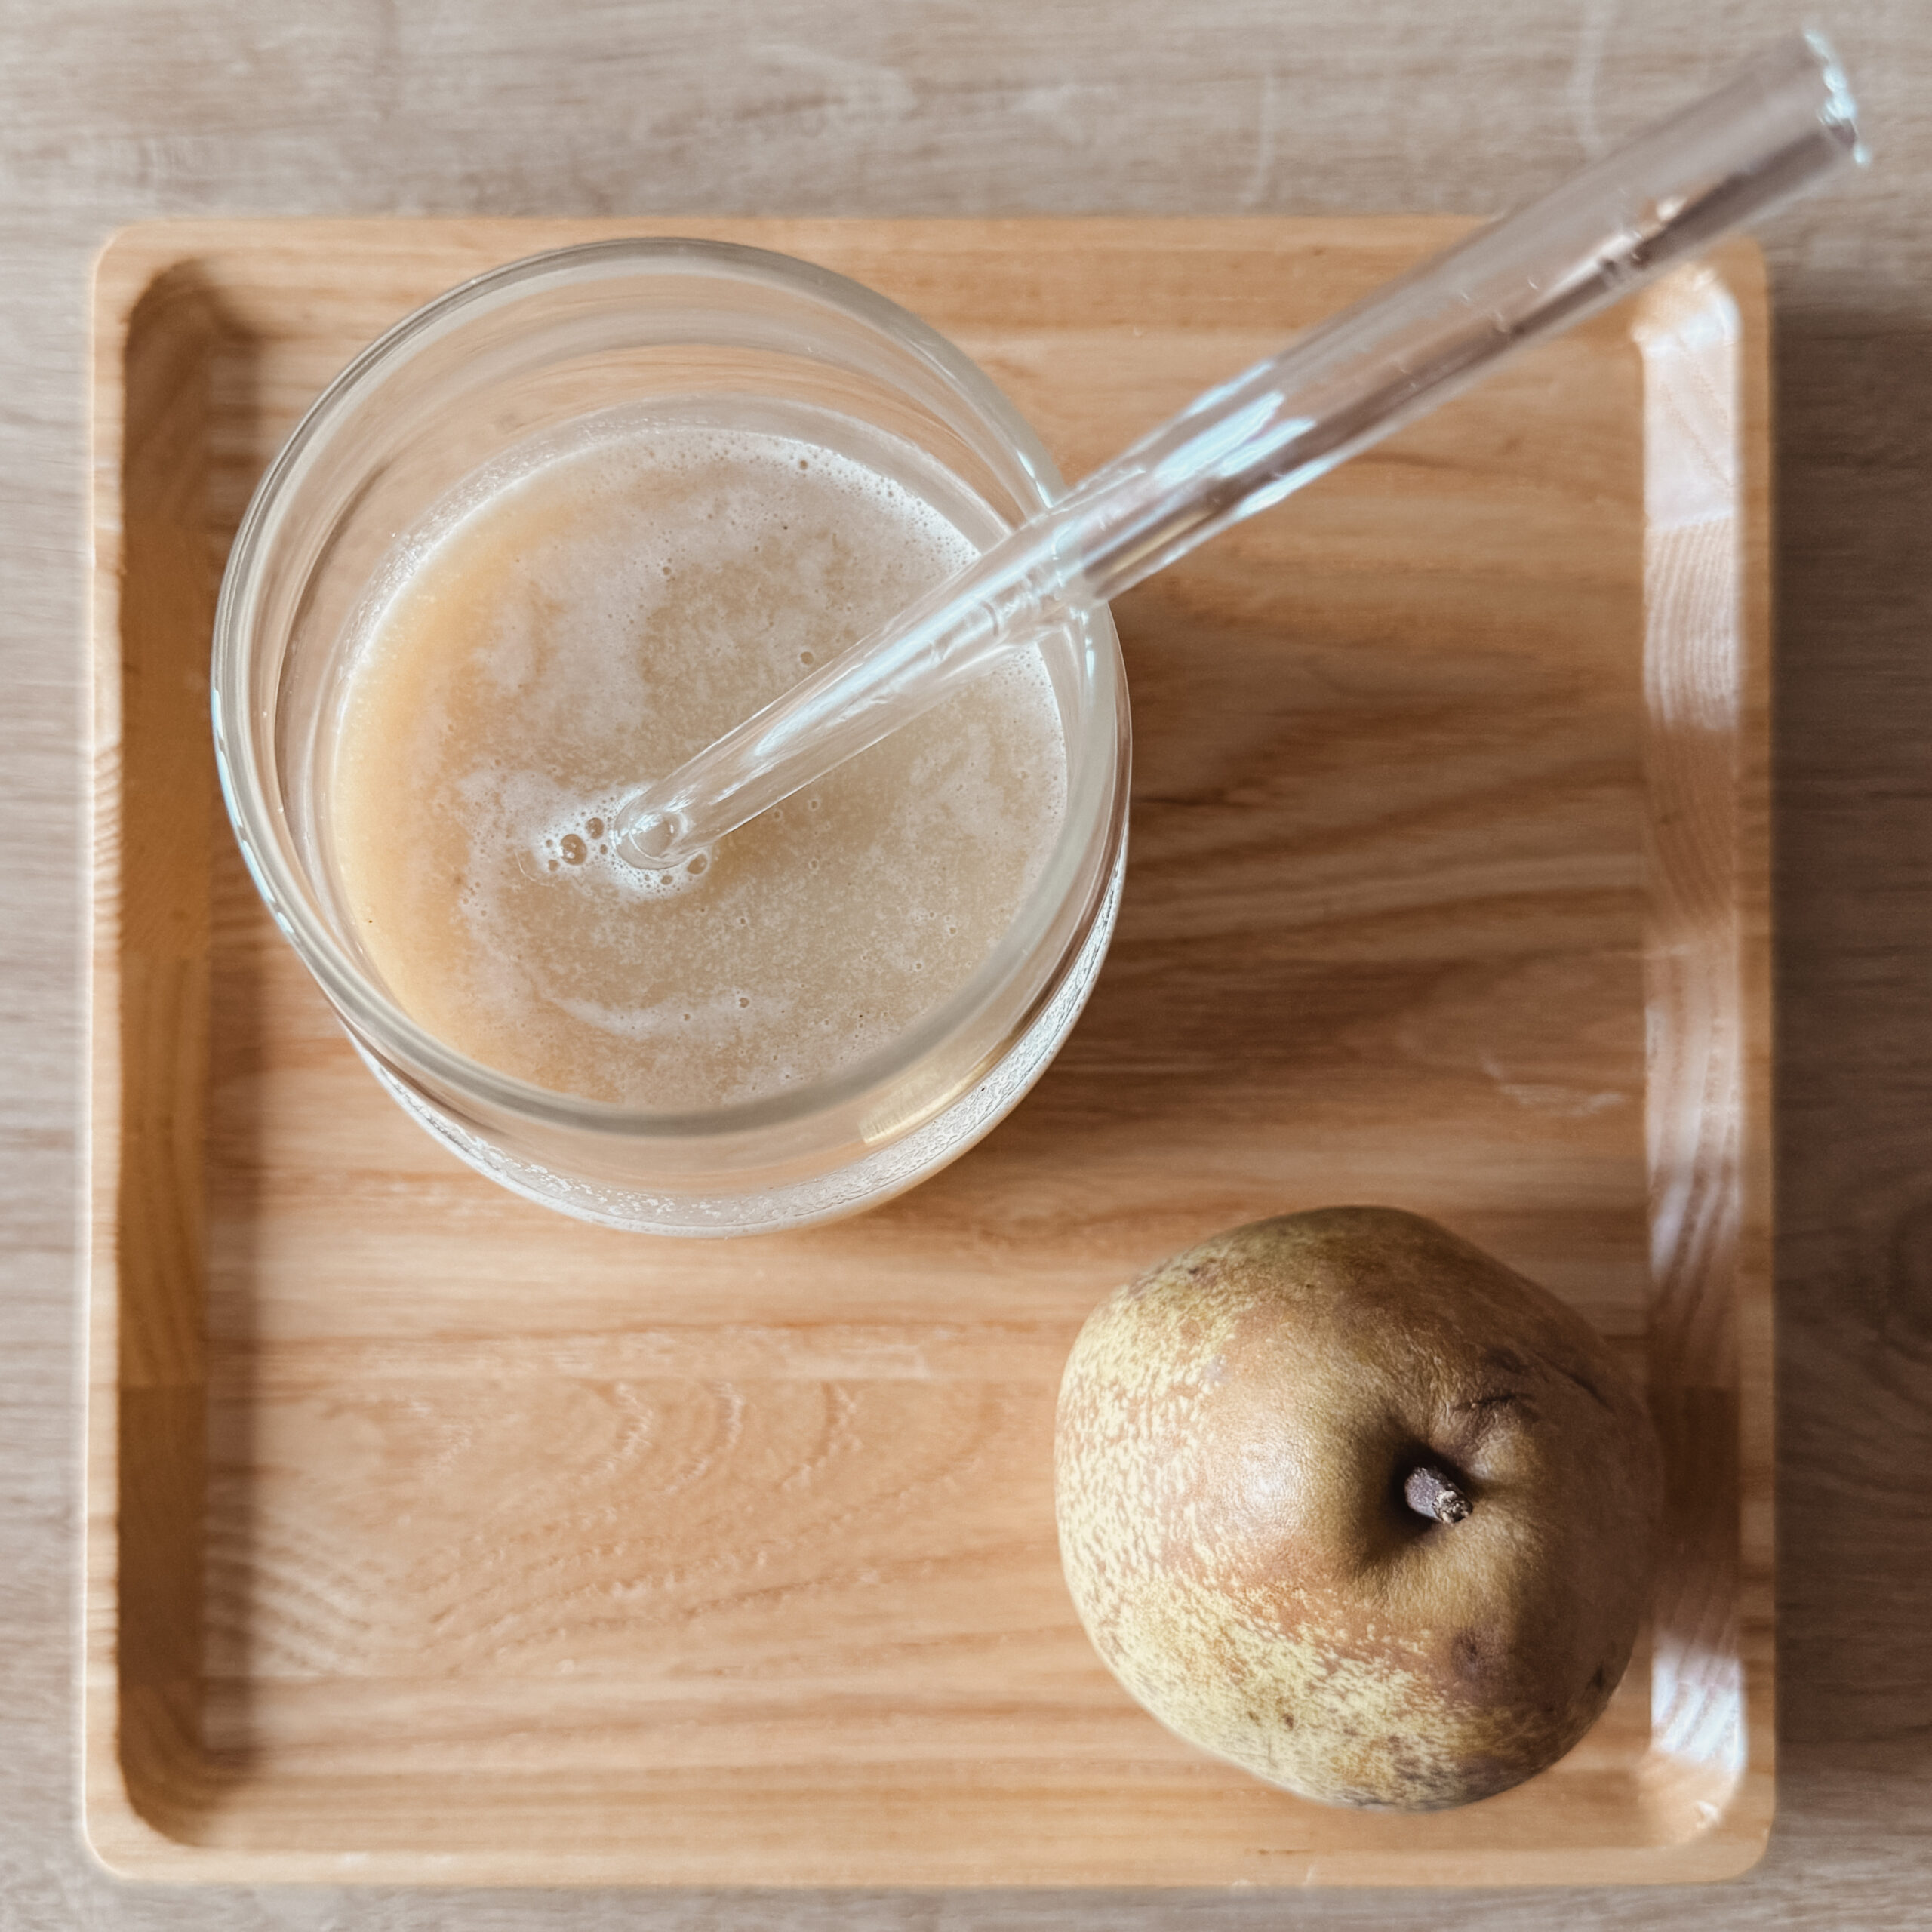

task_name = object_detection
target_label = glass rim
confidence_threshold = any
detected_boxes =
[211,235,1128,1143]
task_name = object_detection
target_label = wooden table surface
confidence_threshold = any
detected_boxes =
[4,2,1927,1925]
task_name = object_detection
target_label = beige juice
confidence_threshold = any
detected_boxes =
[328,406,1068,1112]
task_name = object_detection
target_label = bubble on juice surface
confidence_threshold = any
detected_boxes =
[538,792,713,904]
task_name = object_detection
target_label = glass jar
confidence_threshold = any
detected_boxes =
[212,238,1129,1235]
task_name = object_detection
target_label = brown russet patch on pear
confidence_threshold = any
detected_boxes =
[1054,1207,1663,1810]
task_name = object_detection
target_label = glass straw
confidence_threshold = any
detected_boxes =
[615,31,1863,872]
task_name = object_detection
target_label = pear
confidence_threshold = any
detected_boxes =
[1054,1207,1663,1810]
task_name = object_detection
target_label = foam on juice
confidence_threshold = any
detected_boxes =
[328,409,1068,1110]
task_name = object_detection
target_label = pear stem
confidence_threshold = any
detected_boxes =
[1404,1464,1472,1524]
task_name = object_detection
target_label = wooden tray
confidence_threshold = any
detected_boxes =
[85,219,1772,1887]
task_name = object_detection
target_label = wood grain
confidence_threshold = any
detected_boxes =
[8,5,1932,1926]
[82,219,1766,1886]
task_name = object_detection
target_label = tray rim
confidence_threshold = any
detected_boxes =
[82,215,1774,1888]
